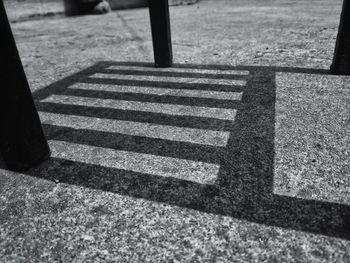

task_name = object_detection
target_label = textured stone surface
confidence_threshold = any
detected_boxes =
[1,0,350,261]
[274,72,350,205]
[1,170,349,262]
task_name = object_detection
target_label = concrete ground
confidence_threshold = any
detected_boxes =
[4,0,64,23]
[1,0,350,262]
[4,0,199,23]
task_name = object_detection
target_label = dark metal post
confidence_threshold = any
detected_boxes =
[148,0,173,67]
[0,0,50,171]
[331,0,350,74]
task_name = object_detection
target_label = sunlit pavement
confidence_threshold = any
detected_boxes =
[1,0,349,261]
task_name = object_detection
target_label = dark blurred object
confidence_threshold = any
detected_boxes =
[149,0,172,67]
[108,0,199,10]
[108,0,147,10]
[63,0,110,16]
[331,0,350,74]
[0,0,50,171]
[64,0,199,14]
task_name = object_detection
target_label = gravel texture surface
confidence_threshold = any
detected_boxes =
[1,0,350,262]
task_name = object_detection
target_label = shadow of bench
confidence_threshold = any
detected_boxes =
[0,0,349,172]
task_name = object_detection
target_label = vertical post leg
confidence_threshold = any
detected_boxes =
[149,0,173,67]
[0,0,50,171]
[331,0,350,74]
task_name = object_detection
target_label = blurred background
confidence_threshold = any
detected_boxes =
[4,0,200,22]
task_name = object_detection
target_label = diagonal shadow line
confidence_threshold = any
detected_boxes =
[9,61,348,240]
[33,62,107,102]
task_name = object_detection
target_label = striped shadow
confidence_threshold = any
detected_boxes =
[83,78,242,92]
[107,65,250,76]
[61,88,241,109]
[41,95,238,121]
[37,103,234,131]
[42,125,225,163]
[39,112,230,147]
[101,69,248,81]
[68,83,243,101]
[90,73,247,86]
[49,140,220,185]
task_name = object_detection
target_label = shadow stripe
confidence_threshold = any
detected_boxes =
[59,88,242,109]
[83,78,245,92]
[27,157,210,207]
[41,95,238,121]
[49,140,219,185]
[32,62,105,101]
[91,73,247,86]
[68,82,243,101]
[42,125,225,163]
[26,157,350,240]
[39,112,230,147]
[103,61,331,75]
[100,69,249,80]
[36,102,235,131]
[103,61,247,71]
[106,65,250,75]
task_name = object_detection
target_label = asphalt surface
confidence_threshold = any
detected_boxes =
[1,0,349,262]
